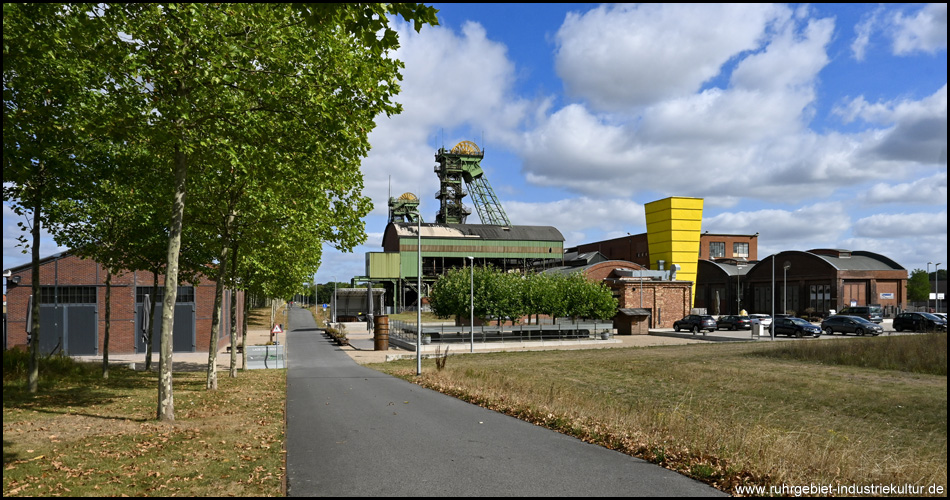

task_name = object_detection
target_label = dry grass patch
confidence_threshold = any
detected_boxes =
[3,352,285,497]
[374,336,947,496]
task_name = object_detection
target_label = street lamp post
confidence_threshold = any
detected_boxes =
[736,265,743,315]
[935,262,942,314]
[771,255,775,340]
[927,262,932,312]
[783,261,791,315]
[468,256,474,353]
[416,209,422,376]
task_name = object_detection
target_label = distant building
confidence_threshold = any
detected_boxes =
[696,249,908,318]
[364,222,565,313]
[3,252,242,356]
[543,252,692,333]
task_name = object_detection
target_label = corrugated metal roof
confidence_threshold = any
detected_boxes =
[390,222,564,242]
[811,252,904,271]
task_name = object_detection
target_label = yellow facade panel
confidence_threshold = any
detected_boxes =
[644,196,704,309]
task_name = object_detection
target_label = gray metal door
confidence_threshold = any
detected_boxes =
[38,305,97,356]
[38,306,64,356]
[135,303,195,353]
[66,305,97,355]
[173,303,196,352]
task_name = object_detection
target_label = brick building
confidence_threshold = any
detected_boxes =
[4,252,242,356]
[695,249,908,318]
[572,232,759,268]
[543,253,692,334]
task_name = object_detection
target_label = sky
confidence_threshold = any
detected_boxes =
[3,3,947,291]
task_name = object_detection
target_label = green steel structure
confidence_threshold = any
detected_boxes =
[365,222,565,313]
[388,192,423,224]
[357,141,563,314]
[434,141,511,226]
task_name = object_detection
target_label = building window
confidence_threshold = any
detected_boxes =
[710,241,725,259]
[733,242,749,258]
[40,286,97,304]
[809,284,832,314]
[136,286,195,303]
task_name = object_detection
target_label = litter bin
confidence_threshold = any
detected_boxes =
[751,322,763,338]
[374,315,389,351]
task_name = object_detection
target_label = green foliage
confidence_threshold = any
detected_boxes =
[3,349,102,388]
[429,267,617,323]
[907,268,930,303]
[428,267,470,321]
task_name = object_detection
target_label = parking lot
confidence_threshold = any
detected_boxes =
[652,318,941,343]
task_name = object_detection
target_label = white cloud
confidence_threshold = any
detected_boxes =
[851,8,882,61]
[703,202,851,249]
[836,84,948,165]
[860,172,948,205]
[521,7,843,201]
[853,210,948,238]
[505,197,646,247]
[554,3,783,110]
[890,3,948,55]
[358,20,534,219]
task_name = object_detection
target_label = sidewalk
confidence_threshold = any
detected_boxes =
[74,327,275,372]
[335,321,716,364]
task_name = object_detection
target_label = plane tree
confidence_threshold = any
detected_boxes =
[3,3,113,392]
[7,3,438,418]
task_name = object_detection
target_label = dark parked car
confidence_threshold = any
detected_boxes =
[836,305,884,324]
[820,315,883,336]
[717,315,752,330]
[770,316,821,338]
[673,314,717,334]
[892,312,948,332]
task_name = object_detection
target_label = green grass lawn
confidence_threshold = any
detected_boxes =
[374,333,947,495]
[4,331,945,497]
[3,350,285,497]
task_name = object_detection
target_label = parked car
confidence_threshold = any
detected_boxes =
[836,305,884,324]
[717,315,752,330]
[748,314,772,328]
[892,312,948,332]
[673,314,717,334]
[820,315,883,336]
[770,316,821,338]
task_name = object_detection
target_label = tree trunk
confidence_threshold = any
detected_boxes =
[144,272,159,371]
[206,240,229,391]
[158,144,188,421]
[242,291,250,371]
[229,241,239,378]
[102,269,111,379]
[207,211,234,390]
[28,194,42,394]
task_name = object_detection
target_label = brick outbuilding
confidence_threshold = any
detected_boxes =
[4,252,242,356]
[544,255,693,334]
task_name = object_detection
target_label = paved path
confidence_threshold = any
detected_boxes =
[284,306,725,497]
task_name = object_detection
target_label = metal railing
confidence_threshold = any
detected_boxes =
[388,319,613,345]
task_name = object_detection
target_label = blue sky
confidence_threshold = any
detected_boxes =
[4,3,947,290]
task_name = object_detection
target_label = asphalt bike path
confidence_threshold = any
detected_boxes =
[284,305,725,497]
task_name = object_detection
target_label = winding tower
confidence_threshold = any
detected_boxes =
[434,141,511,226]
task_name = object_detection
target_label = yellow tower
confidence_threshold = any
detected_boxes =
[644,197,704,308]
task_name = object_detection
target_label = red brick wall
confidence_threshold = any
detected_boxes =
[5,253,240,354]
[611,279,691,329]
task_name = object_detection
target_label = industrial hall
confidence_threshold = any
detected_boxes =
[3,251,243,356]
